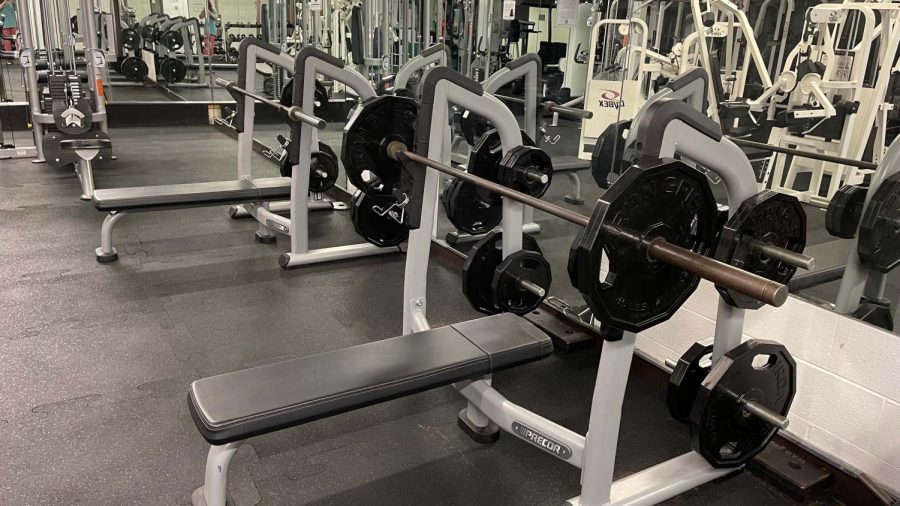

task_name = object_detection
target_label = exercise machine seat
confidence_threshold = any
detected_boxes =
[92,177,292,211]
[188,313,553,445]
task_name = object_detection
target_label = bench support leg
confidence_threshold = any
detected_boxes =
[564,173,584,205]
[192,442,241,506]
[95,211,127,263]
[76,159,95,201]
[458,378,500,444]
[255,203,278,244]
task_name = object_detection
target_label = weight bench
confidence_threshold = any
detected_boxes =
[60,138,112,201]
[187,312,553,506]
[92,177,292,263]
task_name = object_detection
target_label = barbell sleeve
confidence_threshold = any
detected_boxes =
[519,279,547,298]
[542,101,593,119]
[215,78,325,129]
[493,94,593,120]
[648,238,788,307]
[390,143,789,308]
[741,398,790,429]
[757,243,815,270]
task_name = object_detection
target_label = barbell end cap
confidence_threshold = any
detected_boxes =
[768,284,789,307]
[386,140,407,161]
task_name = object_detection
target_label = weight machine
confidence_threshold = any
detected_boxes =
[16,0,112,199]
[758,2,900,206]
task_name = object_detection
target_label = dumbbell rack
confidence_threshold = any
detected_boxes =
[401,70,779,505]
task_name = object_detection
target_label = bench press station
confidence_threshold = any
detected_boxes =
[187,65,806,505]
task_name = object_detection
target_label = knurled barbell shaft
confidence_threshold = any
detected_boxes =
[392,143,788,308]
[215,78,325,129]
[519,279,546,298]
[758,243,816,270]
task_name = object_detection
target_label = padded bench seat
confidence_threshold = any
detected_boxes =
[92,177,292,211]
[188,313,553,445]
[552,155,591,173]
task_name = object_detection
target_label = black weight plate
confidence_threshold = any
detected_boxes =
[491,250,552,314]
[591,119,632,189]
[858,173,900,273]
[161,30,184,50]
[499,145,553,198]
[666,342,713,423]
[462,231,542,315]
[309,142,339,193]
[120,57,149,82]
[442,178,502,235]
[689,339,796,468]
[825,184,867,239]
[341,95,417,198]
[567,229,584,290]
[713,191,807,309]
[121,28,141,50]
[572,160,718,333]
[460,109,491,145]
[159,58,187,83]
[468,129,535,204]
[280,78,327,117]
[42,132,78,168]
[351,191,409,247]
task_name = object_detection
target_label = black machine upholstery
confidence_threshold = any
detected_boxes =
[92,177,292,211]
[188,313,553,445]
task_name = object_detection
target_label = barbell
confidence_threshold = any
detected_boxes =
[214,78,325,129]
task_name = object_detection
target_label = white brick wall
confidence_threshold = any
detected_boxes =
[637,281,900,492]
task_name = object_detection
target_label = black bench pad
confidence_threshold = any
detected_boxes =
[552,155,590,173]
[92,177,291,211]
[188,313,552,445]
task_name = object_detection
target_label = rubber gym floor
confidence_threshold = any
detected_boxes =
[1,124,842,505]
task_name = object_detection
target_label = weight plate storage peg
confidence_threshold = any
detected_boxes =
[498,145,553,198]
[713,190,808,309]
[857,173,900,273]
[825,184,868,239]
[570,160,720,333]
[351,191,409,247]
[441,178,502,235]
[463,231,542,315]
[666,342,713,423]
[689,339,796,468]
[342,95,417,198]
[491,250,552,314]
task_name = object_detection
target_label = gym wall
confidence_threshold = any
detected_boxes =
[638,280,900,492]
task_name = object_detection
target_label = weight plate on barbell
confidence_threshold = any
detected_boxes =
[666,342,713,423]
[491,249,552,314]
[858,173,900,273]
[463,231,542,315]
[342,95,417,198]
[571,160,719,333]
[351,191,409,248]
[713,191,807,310]
[825,184,867,239]
[441,178,502,236]
[689,339,796,468]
